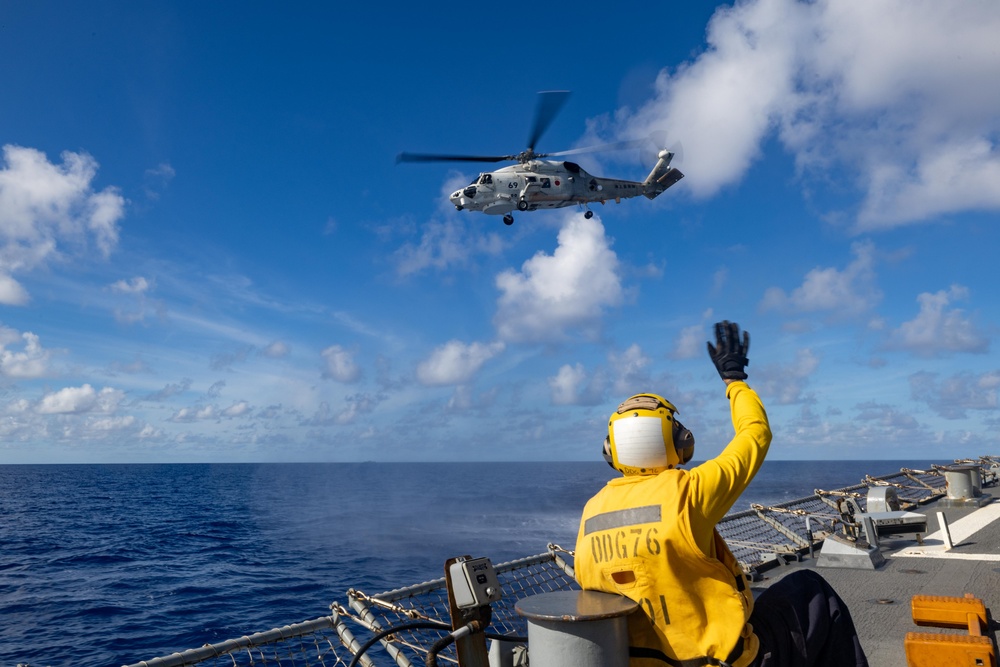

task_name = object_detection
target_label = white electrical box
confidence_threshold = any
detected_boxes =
[448,557,502,610]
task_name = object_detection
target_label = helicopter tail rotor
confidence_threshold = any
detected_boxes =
[641,131,683,167]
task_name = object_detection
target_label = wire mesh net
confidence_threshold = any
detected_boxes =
[717,467,950,569]
[122,459,995,667]
[344,549,577,667]
[122,616,352,667]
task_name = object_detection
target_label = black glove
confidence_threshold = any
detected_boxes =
[707,320,750,380]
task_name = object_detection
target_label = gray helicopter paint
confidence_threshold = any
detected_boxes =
[449,152,682,218]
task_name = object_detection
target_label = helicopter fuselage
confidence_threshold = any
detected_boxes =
[449,153,682,224]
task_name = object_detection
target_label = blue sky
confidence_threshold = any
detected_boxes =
[2,1,999,463]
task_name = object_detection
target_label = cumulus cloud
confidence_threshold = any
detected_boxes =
[416,339,505,386]
[910,370,1000,419]
[336,393,384,424]
[321,345,362,383]
[0,327,53,378]
[0,145,125,304]
[754,348,820,405]
[549,363,604,406]
[169,405,218,422]
[608,344,653,395]
[610,0,1000,228]
[888,285,989,357]
[108,276,156,324]
[494,214,623,343]
[36,384,124,415]
[760,241,880,316]
[394,218,506,277]
[221,401,251,418]
[548,345,653,406]
[671,311,715,360]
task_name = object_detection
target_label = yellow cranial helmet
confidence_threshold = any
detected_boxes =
[604,393,695,476]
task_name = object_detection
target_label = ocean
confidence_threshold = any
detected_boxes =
[0,460,936,667]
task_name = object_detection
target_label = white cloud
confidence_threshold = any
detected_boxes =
[394,218,506,277]
[321,345,362,383]
[0,328,53,378]
[143,162,175,200]
[36,384,124,415]
[760,240,880,316]
[889,285,989,357]
[853,401,920,431]
[261,340,289,358]
[0,145,125,304]
[88,415,137,432]
[108,275,156,324]
[145,378,193,402]
[910,370,1000,419]
[609,344,652,395]
[222,401,251,418]
[169,404,218,422]
[416,339,505,386]
[494,214,623,343]
[755,348,820,405]
[110,276,150,294]
[549,363,604,406]
[672,311,715,360]
[673,326,706,360]
[612,0,1000,227]
[0,274,29,305]
[336,393,384,424]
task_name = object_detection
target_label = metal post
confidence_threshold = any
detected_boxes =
[515,590,637,667]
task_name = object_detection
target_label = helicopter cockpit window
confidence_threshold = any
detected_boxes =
[541,178,551,188]
[478,174,493,185]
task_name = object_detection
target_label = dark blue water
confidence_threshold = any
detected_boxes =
[0,460,933,666]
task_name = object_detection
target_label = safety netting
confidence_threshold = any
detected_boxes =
[124,459,1000,667]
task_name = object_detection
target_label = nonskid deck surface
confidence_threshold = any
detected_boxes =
[765,485,1000,667]
[123,459,999,667]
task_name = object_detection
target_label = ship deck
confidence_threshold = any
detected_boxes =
[753,484,1000,667]
[123,462,1000,667]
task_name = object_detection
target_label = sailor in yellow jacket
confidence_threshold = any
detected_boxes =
[575,321,868,667]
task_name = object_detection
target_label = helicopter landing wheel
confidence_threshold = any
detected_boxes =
[503,214,514,226]
[517,199,528,211]
[584,210,594,219]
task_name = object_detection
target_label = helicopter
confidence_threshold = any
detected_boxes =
[397,91,684,226]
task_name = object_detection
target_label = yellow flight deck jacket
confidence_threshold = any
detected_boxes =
[575,381,771,667]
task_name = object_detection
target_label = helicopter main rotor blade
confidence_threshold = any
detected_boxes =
[542,138,648,158]
[396,152,510,164]
[525,90,571,152]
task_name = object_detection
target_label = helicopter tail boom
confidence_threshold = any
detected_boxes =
[642,149,684,199]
